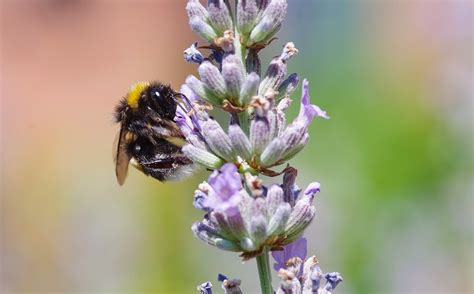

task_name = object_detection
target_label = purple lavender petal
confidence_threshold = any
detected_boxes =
[208,163,242,197]
[272,236,307,273]
[297,79,329,127]
[204,164,243,214]
[303,182,321,199]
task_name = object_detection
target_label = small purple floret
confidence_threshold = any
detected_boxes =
[324,272,343,291]
[193,190,210,211]
[272,236,307,273]
[204,163,242,213]
[304,182,321,197]
[298,79,329,127]
[184,42,204,64]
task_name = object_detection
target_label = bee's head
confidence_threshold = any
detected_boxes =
[141,83,177,120]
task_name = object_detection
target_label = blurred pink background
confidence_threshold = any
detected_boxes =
[1,1,473,293]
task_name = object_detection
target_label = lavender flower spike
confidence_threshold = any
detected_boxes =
[178,0,342,292]
[192,166,324,260]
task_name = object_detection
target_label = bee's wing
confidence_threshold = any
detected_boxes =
[114,127,132,185]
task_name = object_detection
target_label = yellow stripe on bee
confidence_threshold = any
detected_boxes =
[126,81,150,108]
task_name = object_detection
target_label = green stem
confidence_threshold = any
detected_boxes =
[237,111,250,135]
[256,248,273,294]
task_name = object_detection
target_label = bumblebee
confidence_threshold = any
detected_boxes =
[114,81,194,185]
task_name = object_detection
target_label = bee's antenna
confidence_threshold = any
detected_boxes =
[173,92,192,109]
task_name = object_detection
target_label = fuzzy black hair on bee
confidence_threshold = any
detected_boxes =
[113,81,195,185]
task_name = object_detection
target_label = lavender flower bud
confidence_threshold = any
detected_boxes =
[310,264,324,292]
[182,144,224,169]
[280,133,309,162]
[228,123,253,161]
[236,0,259,37]
[239,72,260,106]
[258,57,287,96]
[324,273,343,292]
[249,214,267,247]
[249,0,287,45]
[211,211,239,240]
[259,42,298,95]
[186,75,222,105]
[190,16,218,43]
[284,184,320,242]
[197,281,213,294]
[199,61,228,99]
[250,117,271,156]
[276,72,299,100]
[184,42,204,64]
[226,205,248,239]
[265,184,284,216]
[259,123,304,167]
[186,0,208,20]
[222,55,246,102]
[266,202,291,236]
[202,118,236,161]
[192,222,241,251]
[259,137,285,167]
[207,0,233,36]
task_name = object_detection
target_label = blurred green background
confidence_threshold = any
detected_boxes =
[1,0,472,293]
